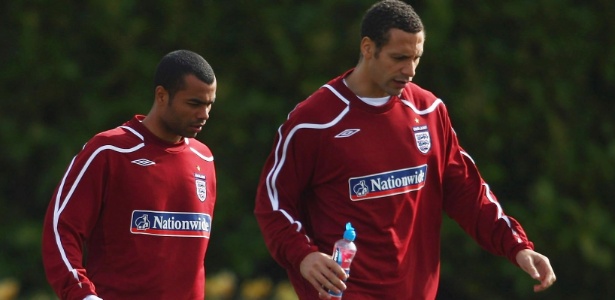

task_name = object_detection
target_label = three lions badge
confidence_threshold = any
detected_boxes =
[413,125,431,154]
[195,173,207,202]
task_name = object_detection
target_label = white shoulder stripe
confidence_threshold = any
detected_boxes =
[185,138,214,161]
[401,98,443,115]
[53,142,144,281]
[323,84,350,105]
[190,147,214,162]
[119,125,144,141]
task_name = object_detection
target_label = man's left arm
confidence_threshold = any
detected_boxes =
[439,110,555,291]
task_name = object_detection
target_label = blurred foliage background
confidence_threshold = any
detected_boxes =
[1,0,614,299]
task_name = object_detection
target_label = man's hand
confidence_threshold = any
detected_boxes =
[515,249,556,292]
[300,252,348,299]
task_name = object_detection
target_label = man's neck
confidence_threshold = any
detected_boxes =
[345,65,387,98]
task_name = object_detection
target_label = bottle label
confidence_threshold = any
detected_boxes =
[329,247,354,298]
[333,247,354,269]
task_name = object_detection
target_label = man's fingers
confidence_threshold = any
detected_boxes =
[300,252,349,297]
[527,264,540,280]
[534,267,556,292]
[310,278,330,299]
[515,249,556,293]
[317,269,345,295]
[524,253,556,292]
[307,266,343,297]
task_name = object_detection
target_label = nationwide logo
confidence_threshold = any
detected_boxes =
[348,165,427,201]
[130,210,211,238]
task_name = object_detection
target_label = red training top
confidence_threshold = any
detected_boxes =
[42,115,216,300]
[254,70,533,300]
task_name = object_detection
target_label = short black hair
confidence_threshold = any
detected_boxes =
[153,50,215,99]
[361,0,424,50]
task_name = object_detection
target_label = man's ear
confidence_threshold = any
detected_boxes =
[154,86,169,105]
[360,37,375,59]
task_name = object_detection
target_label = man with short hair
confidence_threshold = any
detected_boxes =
[254,1,556,299]
[42,49,218,300]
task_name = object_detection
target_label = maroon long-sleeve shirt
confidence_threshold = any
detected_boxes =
[42,116,216,300]
[254,70,533,299]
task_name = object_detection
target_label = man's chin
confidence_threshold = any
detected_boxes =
[386,89,404,97]
[183,128,201,138]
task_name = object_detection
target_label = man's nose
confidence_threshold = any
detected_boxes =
[197,107,210,120]
[401,63,416,78]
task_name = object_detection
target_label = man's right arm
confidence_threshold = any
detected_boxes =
[253,125,319,270]
[42,140,107,300]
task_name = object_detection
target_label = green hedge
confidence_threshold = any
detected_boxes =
[1,0,613,299]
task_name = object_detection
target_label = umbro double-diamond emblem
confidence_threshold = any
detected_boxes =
[131,159,156,166]
[334,129,361,138]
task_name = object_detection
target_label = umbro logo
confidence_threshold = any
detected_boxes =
[335,129,361,138]
[131,159,156,166]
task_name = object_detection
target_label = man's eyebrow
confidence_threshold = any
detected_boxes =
[189,98,215,104]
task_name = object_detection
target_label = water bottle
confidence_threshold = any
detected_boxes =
[328,222,357,300]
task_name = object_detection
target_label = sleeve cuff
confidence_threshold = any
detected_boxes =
[508,241,535,266]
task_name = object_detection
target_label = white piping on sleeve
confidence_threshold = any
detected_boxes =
[460,150,475,165]
[52,142,145,284]
[53,156,80,284]
[265,84,350,232]
[460,151,521,243]
[482,183,519,240]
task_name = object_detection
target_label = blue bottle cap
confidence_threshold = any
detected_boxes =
[343,222,356,241]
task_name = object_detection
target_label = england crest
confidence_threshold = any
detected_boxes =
[195,173,207,202]
[413,125,431,154]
